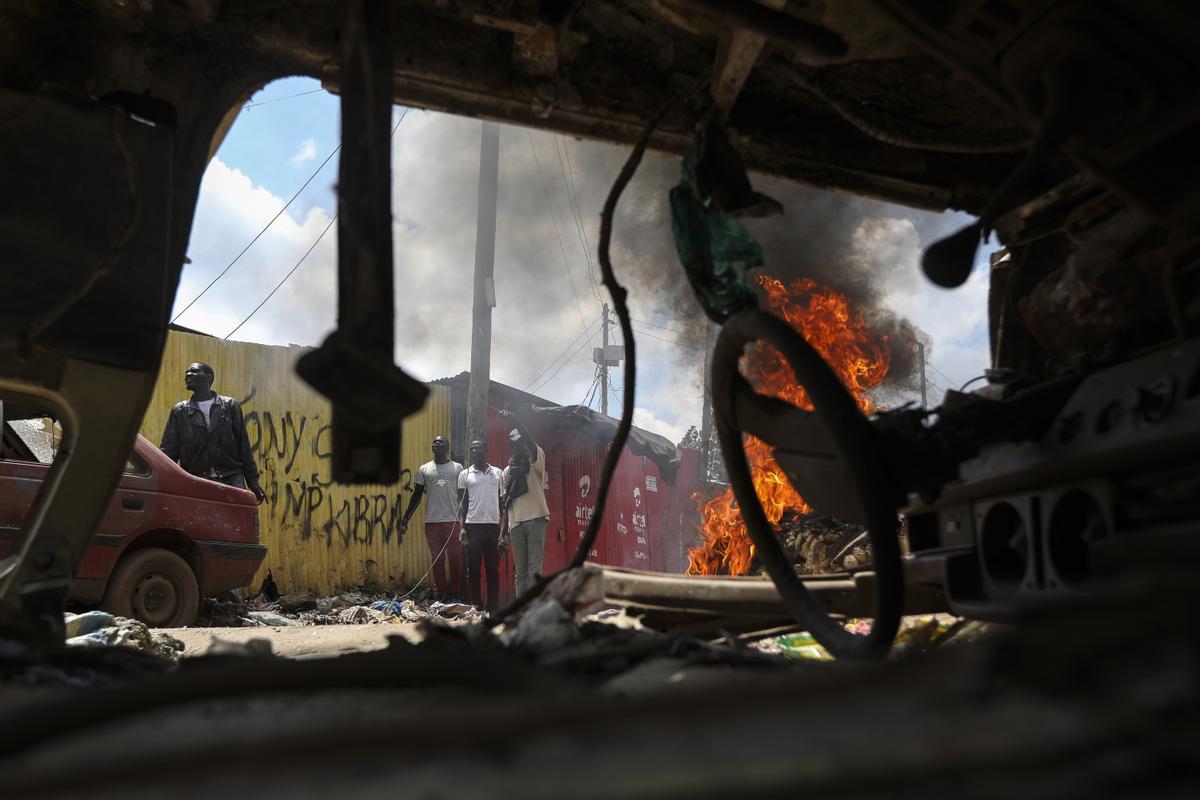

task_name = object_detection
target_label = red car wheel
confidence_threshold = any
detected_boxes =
[101,547,200,627]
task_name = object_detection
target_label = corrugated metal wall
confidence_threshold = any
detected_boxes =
[470,385,703,606]
[140,330,452,596]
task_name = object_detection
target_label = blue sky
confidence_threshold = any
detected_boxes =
[217,77,340,215]
[175,77,993,444]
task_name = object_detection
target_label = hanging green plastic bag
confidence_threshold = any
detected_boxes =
[670,106,782,322]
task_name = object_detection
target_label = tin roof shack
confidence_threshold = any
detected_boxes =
[435,373,701,605]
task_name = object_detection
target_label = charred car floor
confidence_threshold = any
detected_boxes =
[3,574,1199,797]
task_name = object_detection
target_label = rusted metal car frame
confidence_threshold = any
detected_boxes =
[0,1,1197,658]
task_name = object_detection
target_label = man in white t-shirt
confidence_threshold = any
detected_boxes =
[457,437,503,612]
[399,435,464,601]
[499,410,549,596]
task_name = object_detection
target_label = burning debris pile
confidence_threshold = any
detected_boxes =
[196,587,484,629]
[779,513,871,575]
[689,275,889,577]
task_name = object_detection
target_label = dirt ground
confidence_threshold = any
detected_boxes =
[165,623,424,659]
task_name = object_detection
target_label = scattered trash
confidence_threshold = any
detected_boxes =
[277,591,318,613]
[370,599,405,616]
[64,613,186,663]
[428,601,479,619]
[245,611,304,627]
[333,591,370,609]
[197,597,247,627]
[770,615,965,661]
[774,632,834,661]
[338,606,386,625]
[779,513,872,575]
[63,610,118,638]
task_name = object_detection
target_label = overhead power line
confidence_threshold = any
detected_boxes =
[171,141,342,323]
[630,324,705,351]
[527,131,588,327]
[224,215,337,340]
[243,87,325,110]
[556,136,603,305]
[218,110,409,338]
[926,361,958,391]
[581,365,602,408]
[630,316,689,336]
[529,323,603,396]
[523,315,601,392]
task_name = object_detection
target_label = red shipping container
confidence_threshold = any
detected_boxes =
[434,374,703,606]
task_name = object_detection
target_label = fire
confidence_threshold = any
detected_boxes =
[687,276,890,576]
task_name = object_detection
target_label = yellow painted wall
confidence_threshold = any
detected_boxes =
[140,330,451,596]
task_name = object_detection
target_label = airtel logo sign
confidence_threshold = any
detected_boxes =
[578,474,591,498]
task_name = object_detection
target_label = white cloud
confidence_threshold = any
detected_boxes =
[633,406,689,446]
[289,138,317,166]
[851,216,992,405]
[173,157,337,344]
[179,108,997,443]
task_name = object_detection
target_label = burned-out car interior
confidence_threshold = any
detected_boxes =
[2,0,1199,795]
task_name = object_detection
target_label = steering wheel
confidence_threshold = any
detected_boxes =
[711,308,904,660]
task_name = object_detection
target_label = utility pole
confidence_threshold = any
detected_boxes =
[592,305,622,417]
[918,342,928,409]
[466,121,500,446]
[600,303,609,415]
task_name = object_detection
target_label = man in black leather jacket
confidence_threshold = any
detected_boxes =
[160,361,266,503]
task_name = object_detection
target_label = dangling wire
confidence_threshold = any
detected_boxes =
[490,81,705,625]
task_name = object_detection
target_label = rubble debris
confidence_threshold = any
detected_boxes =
[277,592,318,613]
[427,601,481,619]
[778,512,872,575]
[196,597,248,628]
[370,599,405,616]
[245,611,304,628]
[499,598,580,653]
[763,614,967,661]
[64,612,186,663]
[337,606,387,625]
[63,610,119,639]
[331,591,370,609]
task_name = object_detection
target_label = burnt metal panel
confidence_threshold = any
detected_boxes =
[0,90,173,371]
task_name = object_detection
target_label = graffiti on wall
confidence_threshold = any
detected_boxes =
[243,402,414,549]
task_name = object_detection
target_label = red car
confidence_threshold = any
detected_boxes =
[0,422,266,627]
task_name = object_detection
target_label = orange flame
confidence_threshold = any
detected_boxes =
[687,276,890,576]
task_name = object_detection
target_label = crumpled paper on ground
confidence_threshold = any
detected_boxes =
[338,606,387,624]
[64,612,186,663]
[428,601,481,620]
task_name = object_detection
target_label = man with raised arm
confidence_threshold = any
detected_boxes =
[499,409,549,597]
